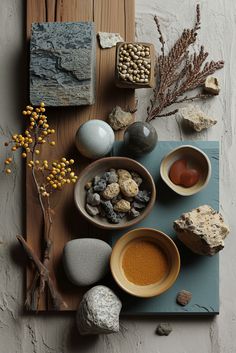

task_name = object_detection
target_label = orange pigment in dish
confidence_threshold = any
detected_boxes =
[122,240,169,286]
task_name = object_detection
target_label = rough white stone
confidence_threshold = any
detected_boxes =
[77,286,122,335]
[177,105,217,132]
[107,106,134,131]
[98,32,124,48]
[204,76,220,95]
[173,205,230,255]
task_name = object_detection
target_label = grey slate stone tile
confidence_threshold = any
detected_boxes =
[30,22,96,106]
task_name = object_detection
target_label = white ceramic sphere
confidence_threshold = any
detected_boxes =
[75,120,115,159]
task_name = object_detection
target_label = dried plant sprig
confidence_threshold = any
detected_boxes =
[146,4,224,122]
[4,103,78,311]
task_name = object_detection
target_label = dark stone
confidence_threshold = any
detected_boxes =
[156,323,172,336]
[124,122,157,156]
[107,211,120,224]
[176,290,192,306]
[129,208,140,218]
[30,22,96,106]
[134,190,151,203]
[94,180,107,192]
[101,201,114,215]
[133,201,146,209]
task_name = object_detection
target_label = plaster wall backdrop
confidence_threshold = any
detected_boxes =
[0,0,235,352]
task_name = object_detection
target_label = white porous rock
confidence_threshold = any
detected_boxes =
[204,76,220,95]
[77,285,122,335]
[98,32,124,48]
[108,106,134,131]
[177,105,217,132]
[173,205,230,256]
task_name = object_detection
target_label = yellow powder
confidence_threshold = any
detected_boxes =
[122,239,169,285]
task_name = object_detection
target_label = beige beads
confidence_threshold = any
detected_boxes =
[118,43,151,84]
[102,183,120,199]
[120,179,139,197]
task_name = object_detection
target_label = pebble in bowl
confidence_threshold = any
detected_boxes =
[110,228,180,298]
[74,157,156,230]
[160,145,211,196]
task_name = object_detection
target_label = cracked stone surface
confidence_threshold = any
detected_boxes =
[30,22,96,106]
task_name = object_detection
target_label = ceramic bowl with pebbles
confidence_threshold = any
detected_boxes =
[115,42,155,88]
[74,157,156,230]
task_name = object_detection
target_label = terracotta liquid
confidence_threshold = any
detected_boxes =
[122,239,169,286]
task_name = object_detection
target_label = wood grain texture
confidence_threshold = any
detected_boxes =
[26,0,135,310]
[1,0,236,352]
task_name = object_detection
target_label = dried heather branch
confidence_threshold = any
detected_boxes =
[146,4,224,122]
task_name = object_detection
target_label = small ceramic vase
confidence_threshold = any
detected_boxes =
[75,120,115,159]
[123,122,157,156]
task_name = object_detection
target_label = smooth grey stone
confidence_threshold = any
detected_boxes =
[30,22,96,106]
[86,192,100,206]
[63,239,112,286]
[86,204,99,216]
[156,323,172,336]
[124,122,158,156]
[77,285,122,335]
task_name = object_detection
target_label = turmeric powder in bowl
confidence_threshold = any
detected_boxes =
[122,239,169,286]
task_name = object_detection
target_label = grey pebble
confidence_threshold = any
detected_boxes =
[86,204,100,216]
[156,323,172,336]
[134,190,151,203]
[107,211,120,224]
[93,176,101,185]
[133,201,146,209]
[131,171,143,186]
[111,194,122,204]
[94,179,107,192]
[101,200,114,214]
[102,171,118,184]
[87,192,101,206]
[129,208,140,218]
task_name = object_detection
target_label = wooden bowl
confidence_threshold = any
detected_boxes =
[160,145,211,196]
[110,228,180,298]
[74,157,156,230]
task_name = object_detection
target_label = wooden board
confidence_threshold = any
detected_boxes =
[26,0,135,311]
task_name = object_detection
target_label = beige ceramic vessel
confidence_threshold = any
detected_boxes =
[110,228,180,298]
[160,145,211,196]
[74,157,156,230]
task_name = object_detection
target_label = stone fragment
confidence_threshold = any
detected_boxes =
[156,323,172,336]
[117,169,132,183]
[131,171,143,186]
[85,181,92,190]
[93,176,101,185]
[133,201,146,209]
[120,179,139,197]
[77,285,122,335]
[87,192,101,206]
[173,205,230,256]
[102,171,118,184]
[86,204,99,217]
[134,190,150,203]
[129,208,140,218]
[111,194,122,205]
[176,290,192,306]
[204,76,220,95]
[93,179,107,192]
[114,199,131,213]
[107,211,120,224]
[101,200,114,215]
[102,183,120,200]
[107,106,134,131]
[177,105,217,132]
[98,32,124,49]
[30,22,96,106]
[63,239,111,286]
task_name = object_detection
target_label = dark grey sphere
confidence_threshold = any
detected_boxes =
[124,122,157,156]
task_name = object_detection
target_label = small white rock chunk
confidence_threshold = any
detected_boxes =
[173,205,230,256]
[63,239,112,286]
[98,32,124,49]
[77,285,122,335]
[204,76,220,95]
[177,105,217,132]
[108,106,134,131]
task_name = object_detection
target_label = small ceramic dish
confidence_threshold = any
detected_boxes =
[110,228,180,298]
[160,145,211,196]
[74,157,156,230]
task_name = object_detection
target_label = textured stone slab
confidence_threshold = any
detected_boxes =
[30,22,96,106]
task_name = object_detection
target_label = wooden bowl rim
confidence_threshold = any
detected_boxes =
[110,227,181,297]
[74,157,156,230]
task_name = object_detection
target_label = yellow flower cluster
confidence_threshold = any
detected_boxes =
[4,102,55,174]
